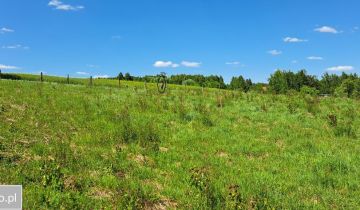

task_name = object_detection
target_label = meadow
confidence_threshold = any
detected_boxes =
[0,77,359,209]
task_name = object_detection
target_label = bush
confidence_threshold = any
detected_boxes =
[300,86,319,96]
[0,73,22,80]
[335,79,356,98]
[304,95,319,115]
[182,79,198,86]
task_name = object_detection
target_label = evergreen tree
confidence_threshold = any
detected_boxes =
[124,73,133,81]
[118,72,124,80]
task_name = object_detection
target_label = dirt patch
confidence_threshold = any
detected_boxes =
[89,187,113,199]
[217,151,229,158]
[159,147,169,152]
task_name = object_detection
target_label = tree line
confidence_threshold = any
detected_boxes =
[117,73,228,89]
[115,70,360,98]
[1,69,358,98]
[269,70,360,98]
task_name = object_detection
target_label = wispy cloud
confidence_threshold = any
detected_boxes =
[226,61,240,65]
[153,60,202,68]
[327,66,354,72]
[0,64,20,70]
[292,60,298,64]
[181,61,201,68]
[307,56,323,60]
[0,27,14,33]
[226,61,246,68]
[314,26,339,34]
[87,64,99,68]
[268,50,282,56]
[153,61,179,68]
[2,44,29,50]
[283,37,308,43]
[48,0,84,11]
[76,71,89,75]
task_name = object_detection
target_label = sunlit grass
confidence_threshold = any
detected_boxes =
[0,78,359,209]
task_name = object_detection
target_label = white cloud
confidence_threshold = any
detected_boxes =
[314,26,339,34]
[307,56,323,60]
[153,61,179,68]
[0,27,14,33]
[283,37,308,43]
[226,61,240,65]
[292,60,298,64]
[327,66,354,72]
[181,61,201,68]
[76,71,89,75]
[154,60,202,68]
[2,44,29,49]
[48,0,84,11]
[0,64,20,70]
[268,50,282,56]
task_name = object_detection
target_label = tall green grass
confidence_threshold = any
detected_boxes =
[0,79,359,209]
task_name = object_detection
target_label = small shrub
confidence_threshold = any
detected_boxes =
[0,73,22,80]
[304,95,319,115]
[300,86,319,96]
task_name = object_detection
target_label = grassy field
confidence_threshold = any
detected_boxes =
[0,73,207,91]
[0,78,359,209]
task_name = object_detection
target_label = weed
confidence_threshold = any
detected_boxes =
[327,114,337,127]
[189,167,223,208]
[118,106,137,143]
[139,120,161,152]
[251,190,274,210]
[304,95,319,115]
[41,159,64,191]
[260,103,268,112]
[226,185,243,209]
[216,94,224,108]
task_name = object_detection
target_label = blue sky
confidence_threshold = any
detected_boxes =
[0,0,359,83]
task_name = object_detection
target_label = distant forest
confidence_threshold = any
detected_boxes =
[115,70,360,98]
[1,70,359,98]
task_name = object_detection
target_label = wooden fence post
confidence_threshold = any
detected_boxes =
[118,77,121,88]
[90,76,93,86]
[40,72,43,82]
[67,74,70,84]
